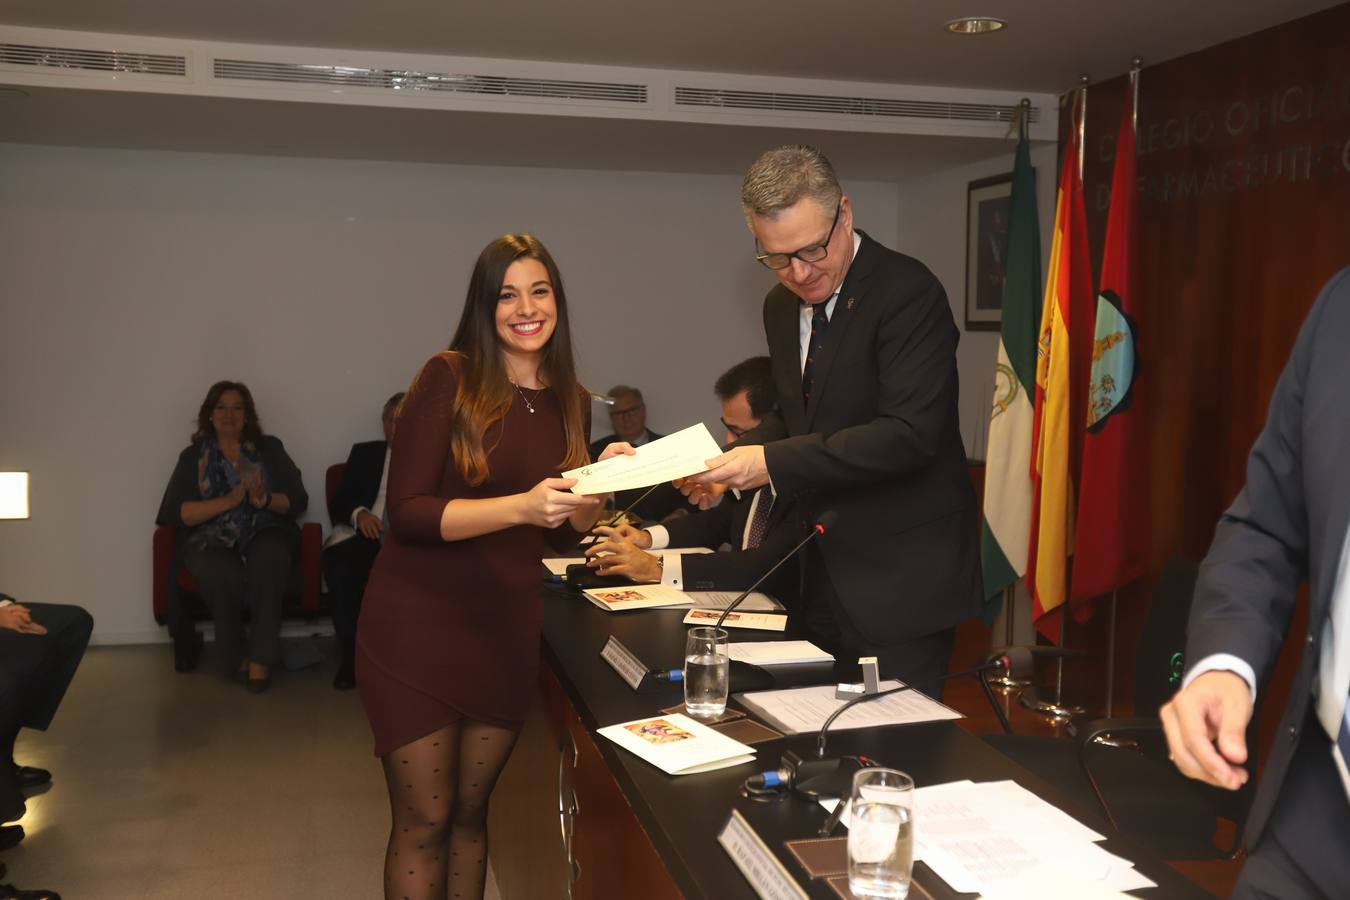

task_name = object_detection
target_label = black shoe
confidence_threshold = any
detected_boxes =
[173,630,204,673]
[332,658,356,691]
[0,881,62,900]
[13,767,49,797]
[0,825,23,852]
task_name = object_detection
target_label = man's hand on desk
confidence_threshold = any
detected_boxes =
[583,538,662,583]
[694,445,768,491]
[1159,670,1252,791]
[591,523,652,549]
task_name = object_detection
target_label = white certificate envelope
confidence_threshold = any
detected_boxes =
[563,423,722,495]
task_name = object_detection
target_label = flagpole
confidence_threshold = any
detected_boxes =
[990,585,1031,690]
[1021,76,1090,722]
[1101,59,1142,721]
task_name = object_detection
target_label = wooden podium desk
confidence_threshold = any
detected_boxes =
[488,587,1208,899]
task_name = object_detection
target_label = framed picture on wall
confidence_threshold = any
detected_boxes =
[965,172,1014,332]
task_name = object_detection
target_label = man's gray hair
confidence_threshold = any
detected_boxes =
[740,145,842,219]
[607,385,643,405]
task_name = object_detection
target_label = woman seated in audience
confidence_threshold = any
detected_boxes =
[157,381,308,692]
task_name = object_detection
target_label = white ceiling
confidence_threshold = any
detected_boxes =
[0,0,1342,93]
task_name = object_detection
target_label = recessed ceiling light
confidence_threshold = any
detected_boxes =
[946,17,1006,34]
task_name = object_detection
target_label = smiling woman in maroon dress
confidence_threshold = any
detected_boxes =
[356,234,618,900]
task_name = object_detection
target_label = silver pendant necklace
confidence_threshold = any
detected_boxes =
[511,380,542,413]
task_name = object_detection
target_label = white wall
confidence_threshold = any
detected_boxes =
[893,143,1059,459]
[0,143,900,643]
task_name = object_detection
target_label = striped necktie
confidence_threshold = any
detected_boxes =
[745,488,773,550]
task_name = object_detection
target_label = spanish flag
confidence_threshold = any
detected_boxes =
[1028,91,1094,641]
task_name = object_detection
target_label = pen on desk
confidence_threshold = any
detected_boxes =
[579,483,663,546]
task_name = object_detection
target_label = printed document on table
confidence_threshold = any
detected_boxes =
[820,781,1150,896]
[562,423,723,495]
[728,641,833,665]
[683,609,788,631]
[597,712,756,775]
[736,680,962,734]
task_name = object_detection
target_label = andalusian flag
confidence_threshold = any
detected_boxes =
[1072,72,1149,604]
[980,114,1041,614]
[1028,93,1094,641]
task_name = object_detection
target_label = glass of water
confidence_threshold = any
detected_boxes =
[848,768,914,899]
[683,626,729,718]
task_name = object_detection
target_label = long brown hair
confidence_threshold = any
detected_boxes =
[191,380,264,445]
[448,234,589,485]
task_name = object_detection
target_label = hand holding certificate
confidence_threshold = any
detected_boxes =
[563,424,723,495]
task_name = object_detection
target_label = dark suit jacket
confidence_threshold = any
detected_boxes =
[744,232,981,647]
[332,440,388,527]
[660,490,803,602]
[1185,267,1350,847]
[589,428,686,523]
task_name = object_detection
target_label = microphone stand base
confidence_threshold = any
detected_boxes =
[986,674,1033,692]
[1018,687,1085,720]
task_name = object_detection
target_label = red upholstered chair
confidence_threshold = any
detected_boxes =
[152,521,324,625]
[326,462,347,528]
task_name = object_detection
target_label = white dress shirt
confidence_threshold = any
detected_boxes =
[322,447,392,550]
[1184,520,1350,746]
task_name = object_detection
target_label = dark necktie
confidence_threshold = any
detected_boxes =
[745,488,773,550]
[802,303,831,404]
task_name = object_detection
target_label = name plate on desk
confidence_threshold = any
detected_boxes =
[600,635,650,691]
[718,809,809,900]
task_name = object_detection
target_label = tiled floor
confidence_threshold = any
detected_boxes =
[4,641,502,899]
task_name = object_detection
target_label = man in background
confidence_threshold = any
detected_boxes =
[587,357,801,601]
[322,392,402,691]
[589,385,684,523]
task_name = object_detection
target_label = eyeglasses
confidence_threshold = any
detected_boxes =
[611,405,644,418]
[755,203,841,270]
[720,418,748,439]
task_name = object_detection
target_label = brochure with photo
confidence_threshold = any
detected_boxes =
[597,713,757,776]
[581,582,694,612]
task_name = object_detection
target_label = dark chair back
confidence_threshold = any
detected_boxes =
[1133,558,1199,714]
[325,463,347,527]
[1133,556,1258,852]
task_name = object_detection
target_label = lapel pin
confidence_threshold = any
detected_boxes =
[847,297,856,310]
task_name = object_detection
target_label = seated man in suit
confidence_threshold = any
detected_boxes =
[588,385,685,523]
[585,357,801,603]
[322,392,402,690]
[0,592,93,860]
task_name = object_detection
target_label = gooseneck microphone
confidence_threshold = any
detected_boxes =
[814,653,1017,760]
[713,510,839,631]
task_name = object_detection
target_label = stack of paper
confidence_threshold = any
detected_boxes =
[597,713,756,775]
[822,780,1156,895]
[728,641,833,665]
[737,680,962,734]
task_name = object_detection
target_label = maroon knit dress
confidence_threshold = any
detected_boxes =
[356,352,586,756]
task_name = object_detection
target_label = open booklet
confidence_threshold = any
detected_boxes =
[597,712,756,775]
[582,583,782,613]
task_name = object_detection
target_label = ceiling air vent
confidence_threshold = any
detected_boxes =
[0,42,186,76]
[214,59,648,104]
[674,86,1038,125]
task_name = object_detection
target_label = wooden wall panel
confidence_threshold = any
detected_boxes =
[1056,4,1350,750]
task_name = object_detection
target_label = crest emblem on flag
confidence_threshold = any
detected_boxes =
[1086,289,1138,432]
